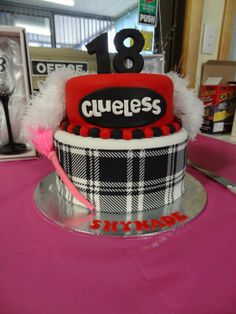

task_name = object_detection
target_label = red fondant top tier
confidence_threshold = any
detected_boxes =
[64,73,178,139]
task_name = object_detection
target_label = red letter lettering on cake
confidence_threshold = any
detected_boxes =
[119,221,132,232]
[90,219,101,230]
[150,219,166,229]
[160,215,176,226]
[134,220,150,232]
[103,220,119,232]
[171,212,188,222]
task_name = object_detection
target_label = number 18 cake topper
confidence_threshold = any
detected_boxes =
[86,29,145,73]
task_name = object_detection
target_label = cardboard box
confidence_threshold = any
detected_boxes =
[0,26,37,161]
[200,60,236,134]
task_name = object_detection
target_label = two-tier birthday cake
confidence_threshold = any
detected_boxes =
[54,73,187,213]
[25,29,203,218]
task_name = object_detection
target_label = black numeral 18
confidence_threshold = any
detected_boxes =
[86,29,145,74]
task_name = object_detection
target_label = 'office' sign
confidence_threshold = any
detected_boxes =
[32,60,88,75]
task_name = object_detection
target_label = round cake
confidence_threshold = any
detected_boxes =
[54,73,188,213]
[24,28,203,220]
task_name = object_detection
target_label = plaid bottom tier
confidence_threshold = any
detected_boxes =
[54,138,187,213]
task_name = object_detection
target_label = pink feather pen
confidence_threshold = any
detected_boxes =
[29,128,95,211]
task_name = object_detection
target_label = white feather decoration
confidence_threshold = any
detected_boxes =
[23,68,78,133]
[167,71,204,140]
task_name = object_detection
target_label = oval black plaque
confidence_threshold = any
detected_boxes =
[78,87,167,128]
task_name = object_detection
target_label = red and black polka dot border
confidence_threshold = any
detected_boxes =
[60,120,182,140]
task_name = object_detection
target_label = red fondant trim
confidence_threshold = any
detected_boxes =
[144,128,154,138]
[160,125,170,136]
[61,121,69,131]
[173,121,181,132]
[60,119,182,140]
[123,130,133,140]
[80,126,89,137]
[100,129,111,139]
[67,124,75,133]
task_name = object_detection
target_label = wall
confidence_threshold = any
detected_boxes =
[230,14,236,59]
[195,0,225,91]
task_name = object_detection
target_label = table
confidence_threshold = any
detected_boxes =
[1,135,236,314]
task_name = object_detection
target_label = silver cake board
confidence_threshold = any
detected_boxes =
[34,173,207,237]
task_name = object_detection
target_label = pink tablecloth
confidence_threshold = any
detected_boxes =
[1,135,236,314]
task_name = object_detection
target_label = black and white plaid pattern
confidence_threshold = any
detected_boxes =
[54,138,187,213]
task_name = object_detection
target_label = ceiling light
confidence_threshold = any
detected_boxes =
[42,0,74,6]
